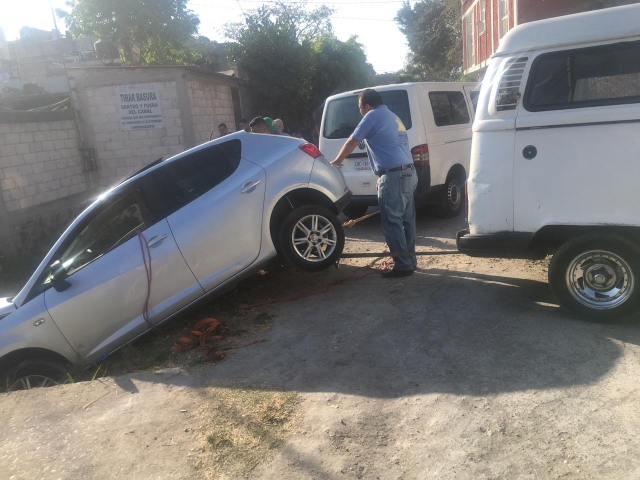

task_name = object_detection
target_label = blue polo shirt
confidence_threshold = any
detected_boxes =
[351,105,412,176]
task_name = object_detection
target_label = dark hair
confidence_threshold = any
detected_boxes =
[239,118,248,124]
[359,89,382,109]
[249,116,266,127]
[218,123,227,129]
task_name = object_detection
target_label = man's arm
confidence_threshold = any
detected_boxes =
[331,138,360,167]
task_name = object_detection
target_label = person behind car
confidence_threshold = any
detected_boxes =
[218,123,229,137]
[273,118,291,136]
[263,117,281,134]
[238,118,250,132]
[249,116,270,134]
[330,88,418,278]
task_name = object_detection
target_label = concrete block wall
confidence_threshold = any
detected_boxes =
[82,80,185,187]
[0,120,85,212]
[187,79,236,145]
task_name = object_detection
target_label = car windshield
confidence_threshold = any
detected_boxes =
[323,90,412,139]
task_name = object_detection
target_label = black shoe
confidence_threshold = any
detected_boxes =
[381,268,414,279]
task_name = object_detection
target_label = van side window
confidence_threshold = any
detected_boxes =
[150,139,242,216]
[429,92,471,127]
[524,40,640,112]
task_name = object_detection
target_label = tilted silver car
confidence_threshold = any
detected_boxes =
[0,132,351,391]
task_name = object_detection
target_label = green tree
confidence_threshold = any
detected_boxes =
[57,0,200,65]
[396,0,462,82]
[225,2,374,128]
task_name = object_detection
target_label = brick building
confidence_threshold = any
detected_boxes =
[461,0,638,75]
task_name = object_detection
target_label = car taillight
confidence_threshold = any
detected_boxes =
[411,144,429,166]
[299,143,322,158]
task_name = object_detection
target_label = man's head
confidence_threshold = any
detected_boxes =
[273,118,284,134]
[218,123,229,136]
[263,117,280,134]
[238,118,250,132]
[358,89,383,116]
[249,116,269,134]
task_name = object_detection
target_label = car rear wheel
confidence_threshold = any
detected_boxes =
[279,205,345,271]
[549,235,640,321]
[4,358,68,392]
[436,172,465,218]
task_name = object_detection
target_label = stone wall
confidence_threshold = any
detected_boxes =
[0,119,85,212]
[186,79,236,145]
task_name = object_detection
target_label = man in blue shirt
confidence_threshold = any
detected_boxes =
[331,89,418,278]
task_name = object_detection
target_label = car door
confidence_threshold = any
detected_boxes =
[44,183,203,362]
[148,139,266,292]
[514,41,640,232]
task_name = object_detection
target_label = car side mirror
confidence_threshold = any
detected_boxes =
[51,264,71,292]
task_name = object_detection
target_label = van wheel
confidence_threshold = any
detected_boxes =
[548,235,640,321]
[436,172,465,218]
[279,205,345,271]
[343,205,368,219]
[4,358,68,392]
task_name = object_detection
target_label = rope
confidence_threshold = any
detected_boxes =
[137,231,162,332]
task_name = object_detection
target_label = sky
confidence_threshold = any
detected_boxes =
[0,0,410,73]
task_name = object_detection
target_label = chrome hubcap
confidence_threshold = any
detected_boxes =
[566,250,634,310]
[9,375,59,391]
[292,214,337,262]
[447,179,461,210]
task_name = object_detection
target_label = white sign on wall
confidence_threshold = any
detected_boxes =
[116,83,164,131]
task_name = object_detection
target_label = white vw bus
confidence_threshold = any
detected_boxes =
[457,4,640,320]
[320,83,478,219]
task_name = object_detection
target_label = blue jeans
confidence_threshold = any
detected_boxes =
[377,168,418,271]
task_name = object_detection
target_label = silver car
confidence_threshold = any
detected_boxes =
[0,132,351,391]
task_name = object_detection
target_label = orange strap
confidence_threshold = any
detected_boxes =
[174,317,227,361]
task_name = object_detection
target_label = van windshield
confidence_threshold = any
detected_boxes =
[323,90,412,139]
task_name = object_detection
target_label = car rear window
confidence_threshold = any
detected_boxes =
[150,139,241,216]
[323,90,412,139]
[428,91,471,127]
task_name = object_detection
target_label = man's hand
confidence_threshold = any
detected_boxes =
[331,138,360,168]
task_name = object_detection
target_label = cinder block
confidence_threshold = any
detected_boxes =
[0,178,16,190]
[33,131,46,142]
[23,185,38,196]
[38,123,51,131]
[37,151,52,162]
[41,171,55,182]
[1,144,17,156]
[0,125,11,134]
[45,131,58,141]
[25,123,40,132]
[10,186,24,200]
[53,140,67,150]
[30,142,44,153]
[10,124,26,134]
[9,155,25,167]
[114,149,133,159]
[5,133,20,144]
[6,200,20,211]
[19,196,34,210]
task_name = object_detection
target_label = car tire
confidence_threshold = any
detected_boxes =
[279,205,345,271]
[4,358,68,392]
[342,204,369,220]
[548,234,640,321]
[436,172,465,218]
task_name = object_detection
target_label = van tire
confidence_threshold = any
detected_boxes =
[436,172,465,218]
[279,205,345,271]
[548,234,640,321]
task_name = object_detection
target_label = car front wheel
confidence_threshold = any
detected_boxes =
[4,358,68,392]
[279,205,345,271]
[549,234,640,321]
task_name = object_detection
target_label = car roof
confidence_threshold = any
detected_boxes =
[326,82,480,101]
[495,3,640,57]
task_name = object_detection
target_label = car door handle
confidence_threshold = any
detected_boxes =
[241,180,261,194]
[147,234,168,248]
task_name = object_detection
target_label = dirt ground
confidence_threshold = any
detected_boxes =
[2,213,640,479]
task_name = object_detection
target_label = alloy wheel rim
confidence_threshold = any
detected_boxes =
[565,250,634,310]
[9,375,59,391]
[447,179,461,210]
[291,214,337,262]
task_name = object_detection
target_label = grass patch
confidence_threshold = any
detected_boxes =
[195,386,300,479]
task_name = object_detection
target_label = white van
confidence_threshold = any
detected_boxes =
[457,4,640,320]
[320,82,479,219]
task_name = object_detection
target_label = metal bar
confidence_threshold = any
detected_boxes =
[340,251,461,258]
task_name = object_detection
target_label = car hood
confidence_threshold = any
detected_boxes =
[0,297,16,319]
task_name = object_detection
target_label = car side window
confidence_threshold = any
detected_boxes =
[57,191,148,277]
[149,139,242,216]
[469,90,480,113]
[524,39,640,112]
[429,91,471,127]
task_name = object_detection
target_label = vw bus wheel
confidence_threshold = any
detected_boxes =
[549,235,640,321]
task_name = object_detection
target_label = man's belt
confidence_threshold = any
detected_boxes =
[377,164,414,176]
